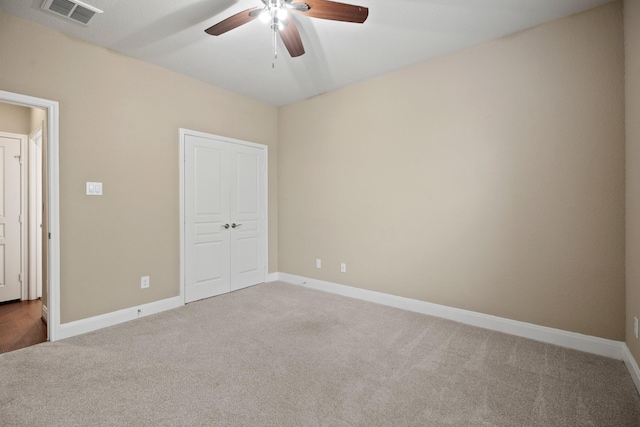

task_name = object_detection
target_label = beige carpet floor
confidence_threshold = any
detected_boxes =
[1,281,639,426]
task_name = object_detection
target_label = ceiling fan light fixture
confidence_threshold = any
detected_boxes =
[204,0,369,61]
[277,8,288,21]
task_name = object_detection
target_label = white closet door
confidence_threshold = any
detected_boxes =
[184,131,266,303]
[230,144,265,291]
[185,135,231,303]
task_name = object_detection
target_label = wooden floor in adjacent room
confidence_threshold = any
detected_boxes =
[0,299,47,354]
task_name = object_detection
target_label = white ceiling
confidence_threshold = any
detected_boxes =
[1,0,613,106]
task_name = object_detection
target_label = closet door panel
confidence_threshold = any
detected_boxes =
[184,135,231,303]
[230,145,265,291]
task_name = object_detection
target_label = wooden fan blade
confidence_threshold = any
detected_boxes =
[279,19,305,57]
[205,7,262,36]
[292,0,368,23]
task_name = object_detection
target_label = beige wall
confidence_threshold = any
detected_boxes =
[278,2,625,340]
[626,0,640,363]
[0,102,30,134]
[0,4,628,342]
[0,12,278,323]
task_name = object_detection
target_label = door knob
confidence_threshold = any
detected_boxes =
[222,223,230,229]
[231,223,242,229]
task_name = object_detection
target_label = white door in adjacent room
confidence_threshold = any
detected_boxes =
[183,131,267,303]
[0,133,23,303]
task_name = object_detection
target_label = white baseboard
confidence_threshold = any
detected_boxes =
[56,296,183,340]
[40,273,640,395]
[54,272,276,341]
[41,304,48,324]
[623,344,640,393]
[277,273,624,361]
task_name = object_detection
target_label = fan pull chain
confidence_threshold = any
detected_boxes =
[272,20,278,68]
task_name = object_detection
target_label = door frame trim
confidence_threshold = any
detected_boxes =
[0,90,60,341]
[179,128,268,305]
[27,125,43,300]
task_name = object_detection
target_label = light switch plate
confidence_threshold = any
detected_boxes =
[86,181,103,196]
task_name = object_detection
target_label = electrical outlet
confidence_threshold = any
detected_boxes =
[316,259,322,269]
[340,263,346,273]
[141,276,150,289]
[635,317,638,340]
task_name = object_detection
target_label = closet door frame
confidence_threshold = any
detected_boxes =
[179,128,268,305]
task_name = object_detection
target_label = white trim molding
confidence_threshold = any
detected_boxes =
[41,304,49,324]
[266,272,280,282]
[56,296,183,340]
[623,344,640,394]
[278,273,624,361]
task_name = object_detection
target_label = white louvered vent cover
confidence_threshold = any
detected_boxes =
[42,0,103,25]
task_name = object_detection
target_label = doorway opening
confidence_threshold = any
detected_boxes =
[0,90,60,347]
[0,108,47,353]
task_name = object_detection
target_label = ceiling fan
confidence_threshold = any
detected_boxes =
[204,0,369,61]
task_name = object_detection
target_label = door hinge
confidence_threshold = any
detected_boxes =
[14,155,22,164]
[19,214,23,224]
[48,232,52,240]
[19,273,23,283]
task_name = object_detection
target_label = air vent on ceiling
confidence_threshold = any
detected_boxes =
[42,0,103,25]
